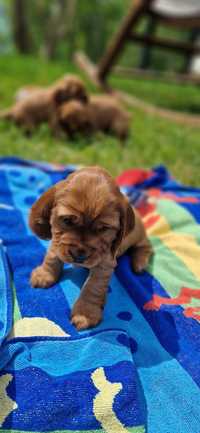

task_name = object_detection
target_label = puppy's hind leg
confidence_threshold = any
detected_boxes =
[131,238,152,274]
[49,114,63,138]
[112,116,130,144]
[20,116,37,136]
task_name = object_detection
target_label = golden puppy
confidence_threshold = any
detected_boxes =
[29,166,152,330]
[56,95,130,141]
[0,75,88,133]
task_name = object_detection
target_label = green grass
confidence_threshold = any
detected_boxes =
[0,54,200,186]
[111,73,200,114]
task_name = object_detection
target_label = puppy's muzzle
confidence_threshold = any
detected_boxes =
[69,247,89,264]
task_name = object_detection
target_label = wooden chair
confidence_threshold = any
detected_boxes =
[97,0,200,83]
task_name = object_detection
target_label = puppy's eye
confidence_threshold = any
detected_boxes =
[96,225,110,233]
[61,217,75,227]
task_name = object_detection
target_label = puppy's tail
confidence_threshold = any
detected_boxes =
[0,109,13,121]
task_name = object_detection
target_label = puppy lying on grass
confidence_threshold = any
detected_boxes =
[29,166,152,330]
[56,95,130,142]
[0,75,88,134]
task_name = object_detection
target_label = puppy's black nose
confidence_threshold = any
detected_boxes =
[69,248,87,263]
[75,254,87,263]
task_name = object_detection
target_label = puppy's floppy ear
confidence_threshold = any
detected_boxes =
[29,185,56,240]
[77,86,89,104]
[53,89,66,106]
[66,80,89,104]
[112,194,135,257]
[123,196,135,237]
[53,83,89,106]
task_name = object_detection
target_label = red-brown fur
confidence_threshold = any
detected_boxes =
[0,75,88,134]
[29,166,152,330]
[56,95,130,141]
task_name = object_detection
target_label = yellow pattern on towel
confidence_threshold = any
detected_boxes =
[92,367,130,433]
[0,374,18,426]
[158,232,200,282]
[8,317,70,339]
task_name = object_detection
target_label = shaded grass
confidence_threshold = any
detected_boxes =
[110,74,200,114]
[0,54,200,186]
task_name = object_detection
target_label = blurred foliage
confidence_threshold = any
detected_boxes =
[0,0,192,72]
[0,0,13,53]
[0,0,129,60]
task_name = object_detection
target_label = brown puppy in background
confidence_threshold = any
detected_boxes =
[0,75,88,133]
[56,95,130,141]
[29,166,152,330]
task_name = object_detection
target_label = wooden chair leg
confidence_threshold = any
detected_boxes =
[97,0,154,82]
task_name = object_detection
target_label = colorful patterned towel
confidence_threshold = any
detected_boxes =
[0,158,200,433]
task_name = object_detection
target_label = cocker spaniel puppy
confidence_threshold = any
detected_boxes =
[29,166,152,330]
[0,75,88,134]
[56,95,130,141]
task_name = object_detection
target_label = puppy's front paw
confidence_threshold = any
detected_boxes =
[71,300,102,330]
[30,266,58,288]
[131,251,150,274]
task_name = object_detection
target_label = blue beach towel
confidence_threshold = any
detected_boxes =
[0,157,200,433]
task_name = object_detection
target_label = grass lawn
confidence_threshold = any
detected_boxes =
[0,54,200,186]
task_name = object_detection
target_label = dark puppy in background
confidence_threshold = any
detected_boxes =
[0,75,88,134]
[56,95,130,142]
[29,166,152,330]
